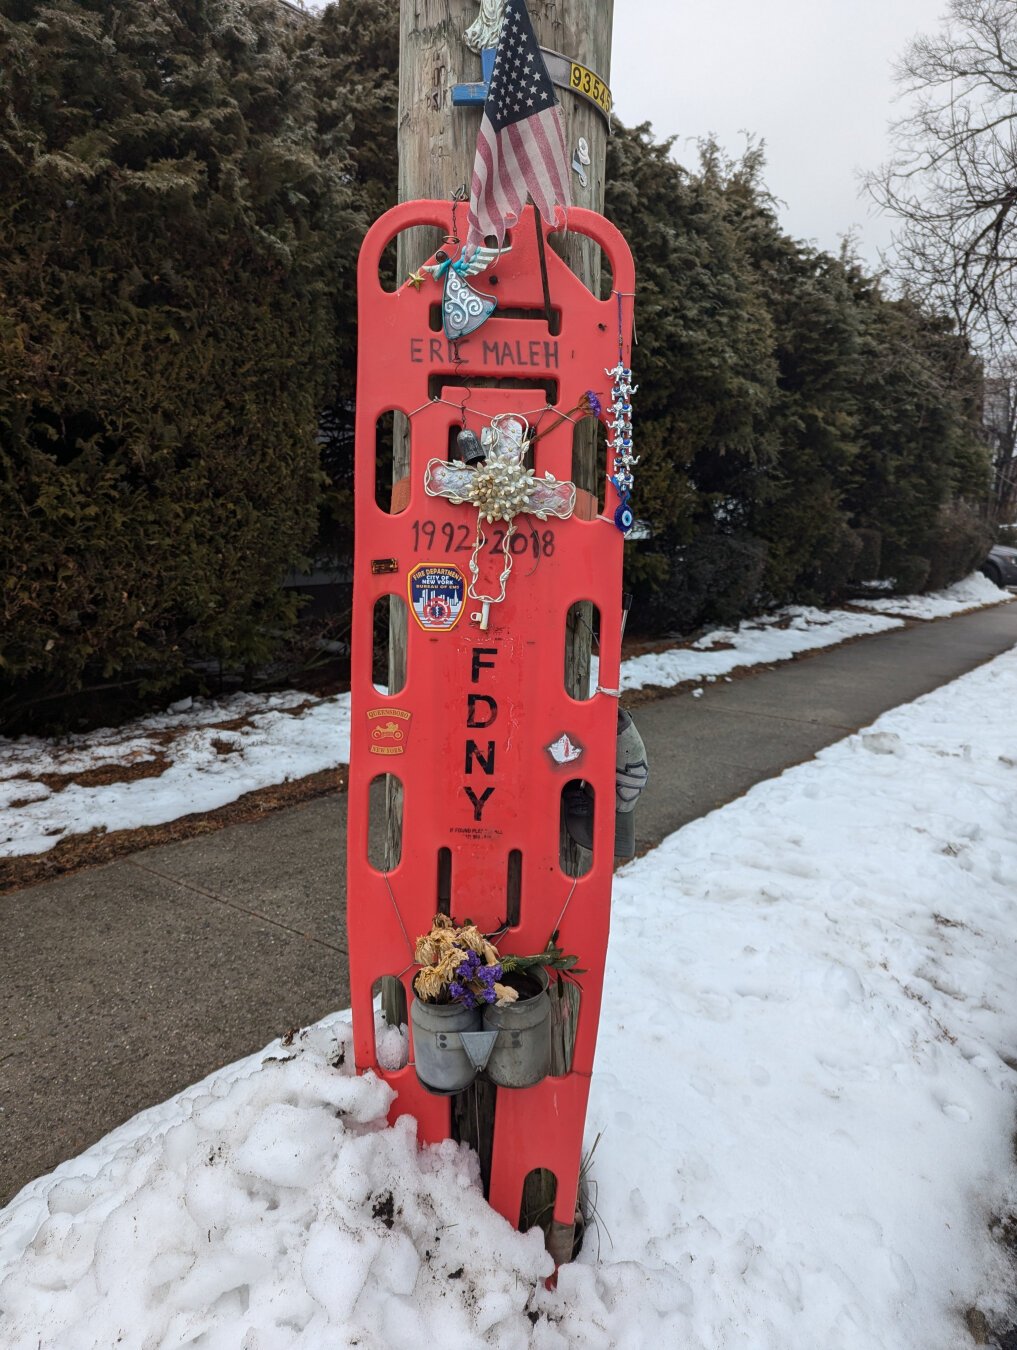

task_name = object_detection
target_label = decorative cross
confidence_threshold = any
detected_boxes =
[424,415,576,629]
[453,0,503,104]
[452,47,497,107]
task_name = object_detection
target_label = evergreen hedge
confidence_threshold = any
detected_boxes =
[0,2,994,727]
[606,126,992,630]
[0,0,387,723]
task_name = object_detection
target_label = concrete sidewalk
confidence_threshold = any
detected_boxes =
[3,603,1017,1204]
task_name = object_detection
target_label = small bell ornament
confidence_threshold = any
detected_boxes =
[456,428,486,466]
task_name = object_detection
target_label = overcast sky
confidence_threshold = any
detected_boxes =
[610,0,946,266]
[302,0,946,267]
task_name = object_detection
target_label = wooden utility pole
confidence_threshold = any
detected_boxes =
[392,0,616,688]
[391,0,617,1259]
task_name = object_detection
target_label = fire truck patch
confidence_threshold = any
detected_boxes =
[367,706,412,755]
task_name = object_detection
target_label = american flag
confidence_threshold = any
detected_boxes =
[465,0,570,252]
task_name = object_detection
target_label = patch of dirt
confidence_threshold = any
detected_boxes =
[619,634,693,660]
[0,768,346,896]
[371,1192,396,1230]
[966,1307,992,1344]
[34,754,171,793]
[278,700,318,718]
[206,714,255,734]
[620,633,738,659]
[141,728,184,747]
[899,983,957,1044]
[206,701,316,735]
[992,1210,1017,1253]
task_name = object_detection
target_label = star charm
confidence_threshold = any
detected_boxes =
[406,270,426,290]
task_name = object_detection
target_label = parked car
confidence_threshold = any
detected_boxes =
[980,544,1017,588]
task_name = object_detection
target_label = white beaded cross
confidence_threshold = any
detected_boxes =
[424,415,576,628]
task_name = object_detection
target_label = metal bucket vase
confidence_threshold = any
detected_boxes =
[410,993,483,1094]
[483,967,551,1088]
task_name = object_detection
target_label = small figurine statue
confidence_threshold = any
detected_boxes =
[463,0,506,54]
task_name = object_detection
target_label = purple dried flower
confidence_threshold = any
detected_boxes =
[584,390,602,418]
[459,949,482,977]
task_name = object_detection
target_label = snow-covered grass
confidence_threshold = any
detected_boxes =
[614,603,902,692]
[616,571,1011,693]
[1,572,1010,860]
[3,645,1016,1348]
[0,691,351,859]
[850,569,1010,619]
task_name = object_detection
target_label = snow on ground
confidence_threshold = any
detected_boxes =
[3,646,1016,1348]
[1,573,1010,859]
[0,691,351,859]
[613,603,902,693]
[592,648,1017,1347]
[850,570,1012,620]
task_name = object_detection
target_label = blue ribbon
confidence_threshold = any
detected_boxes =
[431,250,475,280]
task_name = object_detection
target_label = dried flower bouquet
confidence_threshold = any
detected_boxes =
[413,915,517,1009]
[413,915,583,1010]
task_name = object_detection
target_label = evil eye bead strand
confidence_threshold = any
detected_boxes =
[606,363,637,535]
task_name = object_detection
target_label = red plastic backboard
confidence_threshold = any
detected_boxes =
[347,201,634,1232]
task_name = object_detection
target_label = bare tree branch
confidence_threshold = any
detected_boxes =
[863,0,1017,514]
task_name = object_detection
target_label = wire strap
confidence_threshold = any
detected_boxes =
[382,870,416,965]
[551,876,580,937]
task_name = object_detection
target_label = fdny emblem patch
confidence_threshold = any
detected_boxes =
[408,562,466,632]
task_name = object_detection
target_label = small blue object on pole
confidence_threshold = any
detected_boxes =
[452,48,496,107]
